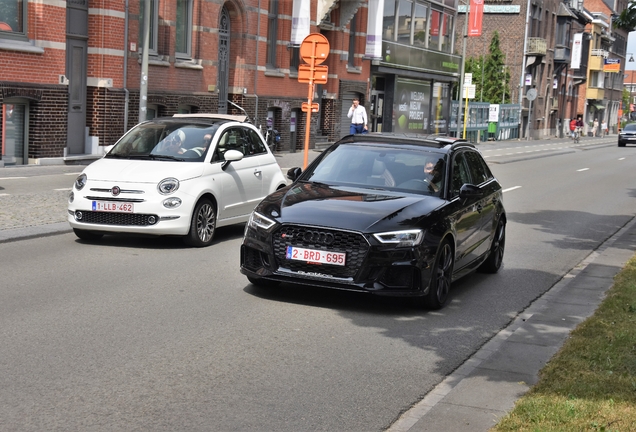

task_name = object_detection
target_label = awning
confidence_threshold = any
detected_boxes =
[593,103,605,110]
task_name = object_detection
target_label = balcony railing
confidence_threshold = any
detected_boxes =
[591,49,609,58]
[526,37,547,56]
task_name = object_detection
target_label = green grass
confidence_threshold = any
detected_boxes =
[493,255,636,432]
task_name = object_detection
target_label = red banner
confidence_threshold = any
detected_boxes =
[468,0,484,37]
[431,11,440,37]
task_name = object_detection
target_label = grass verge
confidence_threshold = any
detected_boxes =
[493,254,636,432]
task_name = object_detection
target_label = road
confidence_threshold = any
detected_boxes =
[0,136,634,431]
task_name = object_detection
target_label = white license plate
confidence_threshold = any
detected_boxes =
[92,201,134,213]
[286,246,346,266]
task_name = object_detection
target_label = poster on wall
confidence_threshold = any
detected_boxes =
[394,79,431,134]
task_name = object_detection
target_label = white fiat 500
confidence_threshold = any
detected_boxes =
[68,114,287,247]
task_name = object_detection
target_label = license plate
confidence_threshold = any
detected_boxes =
[92,201,134,213]
[286,246,346,266]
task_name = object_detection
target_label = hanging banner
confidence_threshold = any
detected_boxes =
[291,0,310,46]
[571,33,583,70]
[365,0,384,59]
[468,0,484,37]
[431,11,440,36]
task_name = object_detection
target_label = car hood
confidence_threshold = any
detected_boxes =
[261,182,444,232]
[83,158,203,183]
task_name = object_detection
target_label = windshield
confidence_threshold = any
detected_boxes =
[107,121,220,161]
[623,123,636,132]
[301,144,446,196]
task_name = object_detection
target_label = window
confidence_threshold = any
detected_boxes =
[245,129,268,155]
[450,152,470,198]
[266,0,279,69]
[465,151,491,185]
[290,46,300,74]
[397,0,413,45]
[348,12,357,68]
[383,0,397,41]
[139,0,158,55]
[176,0,192,59]
[413,2,428,47]
[0,0,27,40]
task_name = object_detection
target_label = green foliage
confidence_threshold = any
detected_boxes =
[614,1,636,31]
[463,31,511,104]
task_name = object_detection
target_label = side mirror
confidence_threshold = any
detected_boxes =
[287,167,302,181]
[459,184,482,199]
[221,149,244,171]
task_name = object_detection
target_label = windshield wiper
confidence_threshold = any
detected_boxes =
[148,154,185,161]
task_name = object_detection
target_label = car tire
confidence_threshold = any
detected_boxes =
[73,228,104,242]
[184,198,216,247]
[423,240,453,310]
[247,276,280,288]
[478,218,505,274]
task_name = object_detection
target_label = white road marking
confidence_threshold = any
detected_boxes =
[577,168,589,172]
[0,193,9,197]
[64,172,83,175]
[619,157,625,161]
[54,188,72,191]
[0,177,27,180]
[502,186,522,193]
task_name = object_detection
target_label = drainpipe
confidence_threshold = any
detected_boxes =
[123,0,129,132]
[519,0,531,139]
[254,0,261,123]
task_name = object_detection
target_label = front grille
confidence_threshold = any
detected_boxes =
[272,225,370,279]
[379,266,417,289]
[243,246,264,271]
[76,211,157,226]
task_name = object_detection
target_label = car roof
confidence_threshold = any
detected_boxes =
[336,132,475,151]
[172,113,248,122]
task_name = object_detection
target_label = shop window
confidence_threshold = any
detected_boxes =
[176,0,192,59]
[2,102,28,165]
[139,0,158,55]
[266,0,279,69]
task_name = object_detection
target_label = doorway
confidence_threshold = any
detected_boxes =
[65,2,88,154]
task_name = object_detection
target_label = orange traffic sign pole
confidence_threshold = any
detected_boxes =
[298,34,329,169]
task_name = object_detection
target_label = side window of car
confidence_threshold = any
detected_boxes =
[245,128,268,155]
[450,152,471,198]
[465,151,491,185]
[213,130,232,162]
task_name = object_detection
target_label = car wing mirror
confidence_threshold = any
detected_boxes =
[287,167,302,181]
[221,149,244,171]
[459,184,481,199]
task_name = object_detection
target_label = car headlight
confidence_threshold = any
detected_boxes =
[74,173,87,191]
[373,229,424,247]
[248,211,277,231]
[158,177,179,195]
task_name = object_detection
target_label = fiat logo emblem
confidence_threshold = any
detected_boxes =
[111,186,121,196]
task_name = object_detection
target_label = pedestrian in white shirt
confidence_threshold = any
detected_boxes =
[347,98,368,134]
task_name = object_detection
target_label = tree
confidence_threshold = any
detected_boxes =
[614,0,636,31]
[459,32,511,103]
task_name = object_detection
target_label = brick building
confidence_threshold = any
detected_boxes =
[1,0,472,166]
[0,0,372,166]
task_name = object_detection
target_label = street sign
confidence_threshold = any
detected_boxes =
[300,33,329,65]
[463,84,476,99]
[464,73,472,86]
[302,102,320,113]
[526,88,537,101]
[298,64,328,84]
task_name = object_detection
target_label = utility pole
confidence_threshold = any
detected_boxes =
[456,2,469,138]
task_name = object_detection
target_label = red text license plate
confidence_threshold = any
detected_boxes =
[286,246,346,266]
[92,201,134,213]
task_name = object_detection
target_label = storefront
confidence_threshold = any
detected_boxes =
[368,0,462,135]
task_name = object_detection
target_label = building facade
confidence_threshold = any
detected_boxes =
[0,0,374,166]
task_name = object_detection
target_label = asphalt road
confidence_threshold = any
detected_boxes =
[0,136,634,431]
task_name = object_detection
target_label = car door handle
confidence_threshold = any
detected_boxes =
[254,169,262,177]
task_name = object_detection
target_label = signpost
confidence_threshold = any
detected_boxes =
[298,34,329,169]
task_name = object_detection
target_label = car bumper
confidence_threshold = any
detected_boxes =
[240,224,436,297]
[67,182,196,236]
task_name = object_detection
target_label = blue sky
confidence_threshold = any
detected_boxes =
[627,31,636,70]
